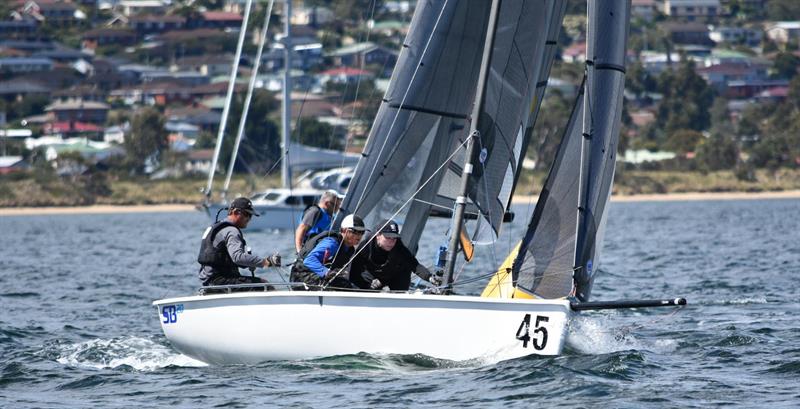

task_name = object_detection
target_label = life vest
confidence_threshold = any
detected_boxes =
[197,220,244,278]
[299,205,333,243]
[292,230,353,276]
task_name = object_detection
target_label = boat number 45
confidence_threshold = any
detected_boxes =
[161,304,184,324]
[515,314,548,350]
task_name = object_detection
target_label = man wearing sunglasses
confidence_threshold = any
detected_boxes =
[290,214,365,289]
[198,197,281,290]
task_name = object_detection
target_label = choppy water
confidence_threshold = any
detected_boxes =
[1,199,799,408]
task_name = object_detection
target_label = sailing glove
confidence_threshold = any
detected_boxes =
[266,253,281,267]
[370,278,383,290]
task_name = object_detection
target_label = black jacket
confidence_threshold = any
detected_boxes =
[349,239,420,291]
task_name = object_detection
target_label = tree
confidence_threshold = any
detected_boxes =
[221,90,280,174]
[766,0,800,20]
[295,117,342,150]
[770,52,800,80]
[124,108,167,173]
[696,134,739,171]
[665,129,703,154]
[530,90,574,171]
[656,59,715,135]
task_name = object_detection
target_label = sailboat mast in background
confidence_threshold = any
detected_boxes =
[281,0,293,189]
[203,0,254,202]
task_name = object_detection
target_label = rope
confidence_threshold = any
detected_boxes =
[320,133,472,289]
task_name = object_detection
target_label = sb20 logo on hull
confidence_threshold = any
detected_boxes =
[161,304,184,324]
[515,314,549,350]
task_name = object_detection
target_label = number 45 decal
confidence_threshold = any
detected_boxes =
[515,314,549,350]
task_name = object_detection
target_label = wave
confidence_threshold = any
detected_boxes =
[52,336,206,371]
[565,315,678,355]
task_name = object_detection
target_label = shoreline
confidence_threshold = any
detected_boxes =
[1,190,799,216]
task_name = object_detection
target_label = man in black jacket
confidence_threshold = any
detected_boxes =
[197,197,281,289]
[349,219,441,291]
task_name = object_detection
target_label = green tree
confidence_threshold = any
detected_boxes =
[770,52,800,80]
[665,129,703,154]
[766,0,800,20]
[124,108,167,173]
[656,59,715,135]
[530,89,574,171]
[696,134,739,171]
[295,117,342,150]
[221,90,281,174]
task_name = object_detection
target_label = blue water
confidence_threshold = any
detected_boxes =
[1,199,799,407]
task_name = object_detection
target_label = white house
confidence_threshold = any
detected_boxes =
[663,0,720,19]
[765,21,800,45]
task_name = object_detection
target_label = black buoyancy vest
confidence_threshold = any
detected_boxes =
[197,220,244,277]
[293,231,353,274]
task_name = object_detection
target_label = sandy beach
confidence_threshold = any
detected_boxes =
[1,190,799,216]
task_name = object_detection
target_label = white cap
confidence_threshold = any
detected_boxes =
[340,214,365,231]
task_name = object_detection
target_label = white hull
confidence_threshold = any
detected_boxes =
[205,203,306,230]
[153,291,571,364]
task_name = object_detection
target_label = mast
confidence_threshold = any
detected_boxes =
[203,0,254,202]
[575,0,594,273]
[442,0,501,293]
[281,0,293,189]
[222,0,276,200]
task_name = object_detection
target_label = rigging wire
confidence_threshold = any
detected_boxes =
[349,0,452,214]
[321,132,472,289]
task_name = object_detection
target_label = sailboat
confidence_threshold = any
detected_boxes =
[154,0,685,365]
[200,0,356,230]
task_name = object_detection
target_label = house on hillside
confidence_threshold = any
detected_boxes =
[0,56,53,74]
[118,0,167,17]
[0,156,28,174]
[327,42,398,76]
[18,0,81,26]
[81,28,137,51]
[709,25,763,47]
[172,55,233,77]
[662,0,720,20]
[765,22,800,46]
[45,100,110,124]
[0,79,52,101]
[696,62,768,92]
[318,67,374,86]
[194,11,242,30]
[631,0,658,21]
[52,85,107,103]
[128,14,186,37]
[0,20,39,40]
[185,148,214,174]
[660,22,714,46]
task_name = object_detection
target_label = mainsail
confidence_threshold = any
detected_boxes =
[510,0,630,301]
[341,0,563,252]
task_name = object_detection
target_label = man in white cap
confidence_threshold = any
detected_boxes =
[197,197,281,289]
[349,219,442,291]
[290,213,365,289]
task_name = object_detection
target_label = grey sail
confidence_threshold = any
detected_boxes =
[339,1,492,251]
[342,0,571,254]
[512,81,585,298]
[573,0,630,301]
[442,0,563,240]
[512,0,630,301]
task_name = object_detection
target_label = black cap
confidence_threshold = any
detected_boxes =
[376,219,400,238]
[230,197,260,217]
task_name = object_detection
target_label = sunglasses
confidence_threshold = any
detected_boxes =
[348,229,365,236]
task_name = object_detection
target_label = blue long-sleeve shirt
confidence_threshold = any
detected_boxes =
[303,237,350,278]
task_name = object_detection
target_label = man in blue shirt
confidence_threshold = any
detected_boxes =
[294,190,341,252]
[290,214,365,289]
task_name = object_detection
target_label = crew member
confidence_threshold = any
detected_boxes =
[350,219,442,291]
[197,197,281,290]
[290,214,364,289]
[294,190,341,252]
